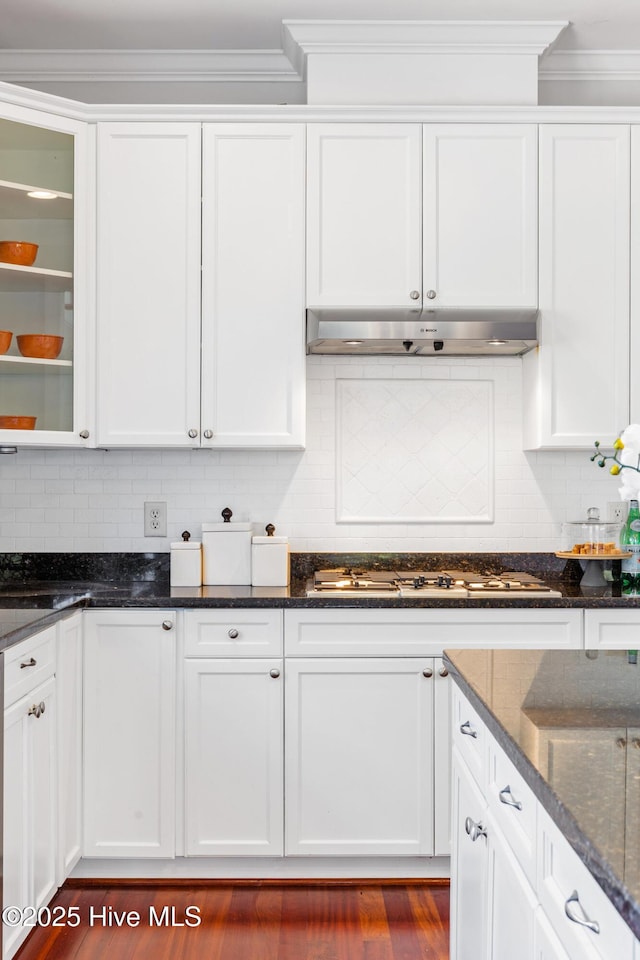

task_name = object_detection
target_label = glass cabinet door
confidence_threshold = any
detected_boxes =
[0,113,90,446]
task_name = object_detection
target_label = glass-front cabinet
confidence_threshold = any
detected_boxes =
[0,108,91,446]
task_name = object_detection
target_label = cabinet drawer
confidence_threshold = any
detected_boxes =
[487,730,537,888]
[184,609,283,657]
[452,686,488,791]
[584,610,640,650]
[4,625,56,707]
[538,807,634,960]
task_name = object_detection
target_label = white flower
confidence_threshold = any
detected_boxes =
[618,424,640,499]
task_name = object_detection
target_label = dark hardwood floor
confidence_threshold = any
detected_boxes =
[14,881,450,960]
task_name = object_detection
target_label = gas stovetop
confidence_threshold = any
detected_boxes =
[306,568,562,598]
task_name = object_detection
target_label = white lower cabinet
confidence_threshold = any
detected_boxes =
[82,610,176,858]
[451,685,638,960]
[184,657,283,855]
[4,626,58,960]
[285,657,435,856]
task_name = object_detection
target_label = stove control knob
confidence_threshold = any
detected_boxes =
[422,668,433,679]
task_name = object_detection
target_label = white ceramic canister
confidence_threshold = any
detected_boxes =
[202,507,252,585]
[170,530,202,587]
[252,523,290,586]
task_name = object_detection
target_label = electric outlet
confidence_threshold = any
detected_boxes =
[607,501,628,524]
[144,501,167,537]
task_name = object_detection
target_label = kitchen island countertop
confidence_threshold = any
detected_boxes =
[444,646,640,941]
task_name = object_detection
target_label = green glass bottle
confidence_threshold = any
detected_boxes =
[621,500,640,595]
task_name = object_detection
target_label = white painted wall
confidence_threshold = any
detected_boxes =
[0,356,617,553]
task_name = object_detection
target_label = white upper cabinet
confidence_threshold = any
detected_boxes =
[422,124,537,308]
[96,123,202,446]
[306,123,422,307]
[524,125,630,449]
[306,122,537,309]
[201,123,305,448]
[0,107,91,447]
[630,127,640,424]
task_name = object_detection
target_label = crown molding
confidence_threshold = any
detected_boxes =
[0,49,299,83]
[282,20,570,74]
[540,49,640,78]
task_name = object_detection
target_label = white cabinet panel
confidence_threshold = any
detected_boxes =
[184,658,283,856]
[434,657,452,856]
[488,815,537,960]
[585,609,640,649]
[56,613,83,881]
[306,123,422,307]
[524,125,630,449]
[285,657,434,856]
[423,124,537,307]
[83,610,176,857]
[450,747,489,960]
[4,676,56,960]
[96,123,202,446]
[202,123,305,448]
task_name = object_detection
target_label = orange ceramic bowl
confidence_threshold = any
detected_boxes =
[0,331,11,354]
[0,416,36,430]
[17,334,63,360]
[0,241,39,267]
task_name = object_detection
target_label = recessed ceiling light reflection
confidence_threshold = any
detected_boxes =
[27,190,58,200]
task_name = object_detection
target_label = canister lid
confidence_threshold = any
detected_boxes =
[252,536,288,545]
[171,530,201,549]
[202,522,252,533]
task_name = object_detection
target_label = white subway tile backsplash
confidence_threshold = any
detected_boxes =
[0,356,620,553]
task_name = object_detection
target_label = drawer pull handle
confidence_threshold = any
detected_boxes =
[20,657,37,669]
[564,891,600,935]
[499,785,523,811]
[228,628,239,639]
[460,720,478,739]
[27,701,45,719]
[464,816,487,843]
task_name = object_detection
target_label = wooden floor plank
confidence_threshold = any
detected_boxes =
[14,881,450,960]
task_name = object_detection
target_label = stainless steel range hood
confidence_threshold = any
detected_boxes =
[306,307,538,357]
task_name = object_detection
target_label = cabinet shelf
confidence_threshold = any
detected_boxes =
[0,179,73,220]
[0,354,72,376]
[0,260,73,292]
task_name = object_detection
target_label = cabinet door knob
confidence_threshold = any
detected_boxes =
[499,785,523,811]
[439,666,449,678]
[464,817,487,842]
[269,668,280,679]
[203,429,213,439]
[564,891,600,935]
[228,628,239,639]
[616,737,627,749]
[426,289,437,300]
[460,720,478,739]
[187,429,198,439]
[161,620,173,631]
[79,429,90,439]
[422,668,433,678]
[409,290,420,300]
[20,657,37,669]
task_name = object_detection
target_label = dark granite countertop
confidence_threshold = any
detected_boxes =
[444,647,640,941]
